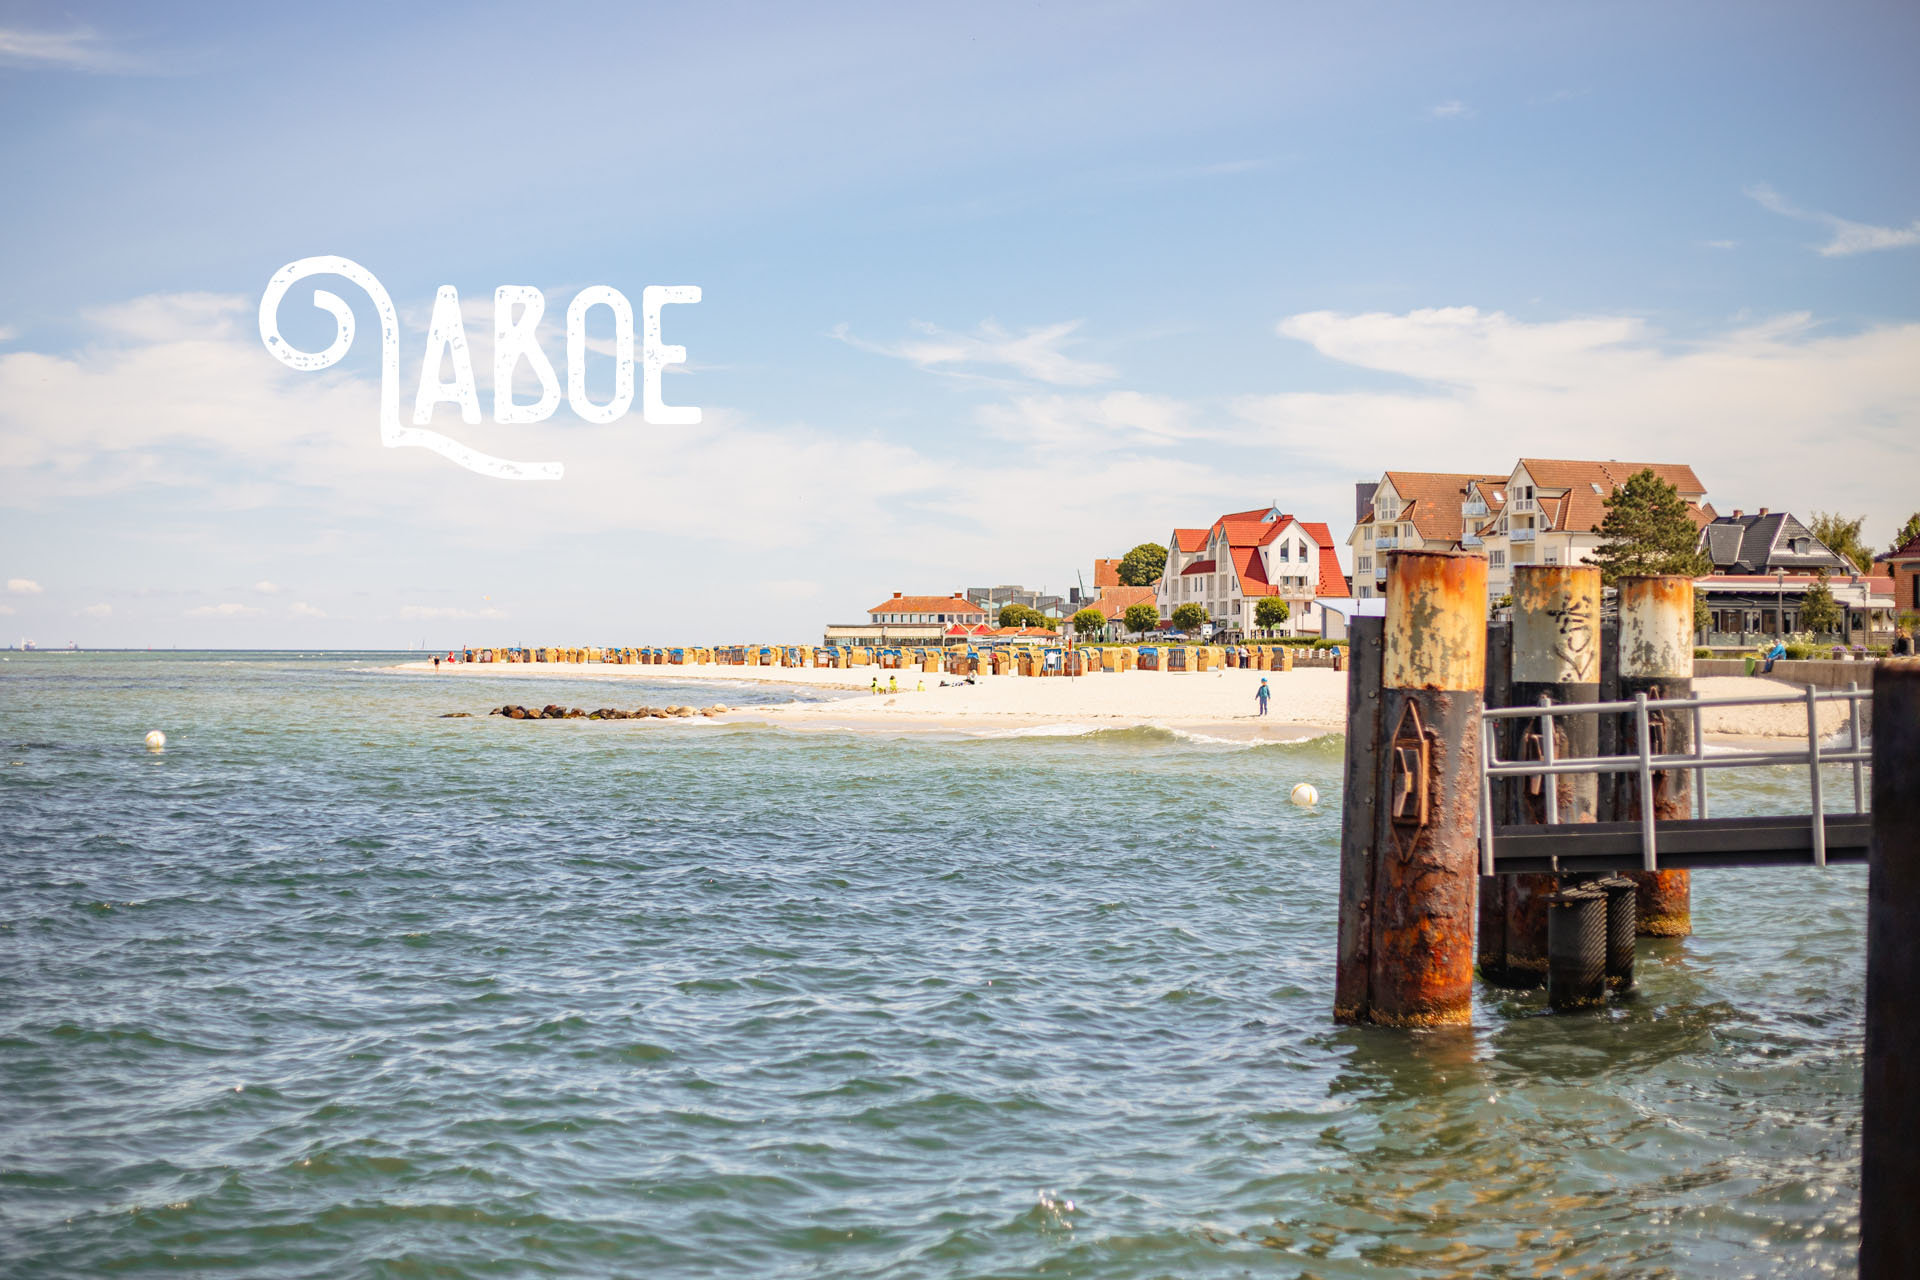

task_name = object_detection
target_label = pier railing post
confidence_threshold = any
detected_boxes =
[1334,615,1386,1022]
[1477,620,1512,985]
[1352,550,1486,1028]
[1616,576,1695,935]
[1495,564,1602,987]
[1862,658,1920,1278]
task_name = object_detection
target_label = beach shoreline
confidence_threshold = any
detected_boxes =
[381,661,1846,743]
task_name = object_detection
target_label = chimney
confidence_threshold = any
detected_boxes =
[1732,509,1743,519]
[1758,508,1769,517]
[893,591,902,598]
[1355,482,1373,522]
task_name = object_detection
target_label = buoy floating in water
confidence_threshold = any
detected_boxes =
[1290,782,1318,807]
[144,730,166,752]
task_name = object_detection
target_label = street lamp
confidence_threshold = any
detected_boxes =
[1776,567,1786,639]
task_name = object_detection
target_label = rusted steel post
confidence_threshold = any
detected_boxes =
[1493,565,1604,986]
[1862,658,1920,1279]
[1334,615,1386,1023]
[1361,550,1486,1027]
[1616,576,1694,936]
[1477,620,1512,986]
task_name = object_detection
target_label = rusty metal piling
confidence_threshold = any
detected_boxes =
[1615,576,1695,936]
[1862,659,1920,1278]
[1336,551,1486,1027]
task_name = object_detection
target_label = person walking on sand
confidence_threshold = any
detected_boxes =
[888,675,899,693]
[871,675,881,693]
[1255,677,1271,716]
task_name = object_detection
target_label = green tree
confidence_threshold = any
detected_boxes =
[1071,607,1106,638]
[1808,512,1873,575]
[1117,543,1168,587]
[1800,569,1842,634]
[998,603,1047,629]
[1171,602,1207,634]
[1693,591,1711,636]
[1587,469,1712,586]
[1122,602,1160,636]
[1890,512,1920,555]
[1253,596,1290,634]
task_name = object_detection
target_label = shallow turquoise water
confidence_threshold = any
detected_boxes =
[0,653,1865,1277]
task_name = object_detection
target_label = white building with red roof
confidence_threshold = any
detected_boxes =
[1153,504,1349,638]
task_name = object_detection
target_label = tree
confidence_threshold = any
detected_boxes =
[1171,602,1207,634]
[1694,591,1711,636]
[1122,602,1160,636]
[1808,512,1873,575]
[998,603,1047,629]
[1890,512,1920,555]
[1253,596,1290,635]
[1117,543,1168,587]
[1587,469,1712,586]
[1801,569,1842,634]
[1071,607,1106,638]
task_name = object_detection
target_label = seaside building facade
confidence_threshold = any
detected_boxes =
[824,591,990,648]
[1347,471,1508,599]
[1154,504,1349,638]
[1473,459,1713,599]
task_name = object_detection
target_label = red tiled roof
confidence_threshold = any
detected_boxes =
[869,594,986,616]
[1518,459,1707,533]
[1179,558,1217,576]
[1296,522,1349,598]
[1093,558,1121,588]
[1381,472,1508,544]
[1085,585,1157,618]
[1173,528,1208,553]
[1229,546,1273,596]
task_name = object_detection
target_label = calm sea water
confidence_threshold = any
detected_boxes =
[0,652,1865,1277]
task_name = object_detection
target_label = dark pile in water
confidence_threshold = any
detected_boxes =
[483,703,729,720]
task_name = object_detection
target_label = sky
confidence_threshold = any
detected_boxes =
[1,0,1916,648]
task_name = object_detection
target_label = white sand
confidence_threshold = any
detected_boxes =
[389,661,1848,741]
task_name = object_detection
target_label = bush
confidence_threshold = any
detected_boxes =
[1693,647,1712,659]
[1170,603,1208,633]
[1071,608,1106,638]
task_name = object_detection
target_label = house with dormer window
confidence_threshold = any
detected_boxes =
[1153,504,1349,637]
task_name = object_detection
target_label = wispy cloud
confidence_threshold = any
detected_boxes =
[1704,240,1736,251]
[7,578,43,595]
[400,605,508,621]
[185,602,261,617]
[0,26,130,72]
[252,580,281,595]
[288,602,326,619]
[0,326,16,342]
[78,603,111,618]
[1427,99,1473,119]
[834,319,1116,386]
[1746,184,1920,257]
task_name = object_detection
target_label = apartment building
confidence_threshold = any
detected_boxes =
[1348,471,1508,599]
[1474,460,1711,597]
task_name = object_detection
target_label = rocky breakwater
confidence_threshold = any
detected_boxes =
[484,703,731,720]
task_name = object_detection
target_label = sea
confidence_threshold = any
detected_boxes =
[0,651,1865,1277]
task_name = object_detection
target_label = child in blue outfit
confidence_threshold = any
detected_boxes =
[1256,678,1271,716]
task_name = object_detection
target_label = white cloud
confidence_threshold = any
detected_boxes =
[7,578,43,594]
[1746,184,1920,257]
[834,318,1115,386]
[253,580,281,594]
[400,605,509,620]
[0,326,16,342]
[78,603,111,618]
[0,27,126,71]
[185,602,261,617]
[1427,100,1473,119]
[288,602,326,618]
[1705,240,1736,251]
[1233,306,1920,535]
[976,390,1206,450]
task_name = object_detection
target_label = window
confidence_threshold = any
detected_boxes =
[1490,550,1506,568]
[1358,556,1371,571]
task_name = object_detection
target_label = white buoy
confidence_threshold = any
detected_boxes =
[144,730,166,752]
[1290,782,1318,807]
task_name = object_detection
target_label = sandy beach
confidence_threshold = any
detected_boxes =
[387,661,1850,742]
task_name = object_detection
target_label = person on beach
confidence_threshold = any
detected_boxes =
[1761,639,1787,674]
[1895,628,1914,657]
[433,656,441,671]
[888,675,898,693]
[1256,677,1271,716]
[870,676,881,693]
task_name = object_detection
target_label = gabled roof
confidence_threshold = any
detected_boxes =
[1172,528,1209,553]
[1882,532,1920,561]
[1515,459,1707,534]
[1093,558,1121,589]
[1083,585,1157,618]
[1699,511,1849,574]
[1179,557,1217,577]
[870,593,987,616]
[1381,472,1507,544]
[1300,522,1350,598]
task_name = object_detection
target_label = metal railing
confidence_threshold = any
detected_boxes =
[1509,527,1536,542]
[1478,682,1872,875]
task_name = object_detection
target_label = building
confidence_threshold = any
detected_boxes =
[1879,531,1920,616]
[1154,504,1349,637]
[1693,571,1896,643]
[824,591,989,647]
[1075,584,1158,640]
[1473,459,1713,599]
[1092,559,1123,589]
[1348,471,1508,599]
[1698,509,1852,576]
[965,585,1068,621]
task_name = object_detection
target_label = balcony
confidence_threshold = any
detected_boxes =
[1376,536,1400,551]
[1510,527,1535,542]
[1461,533,1483,548]
[1511,496,1536,513]
[1462,501,1488,517]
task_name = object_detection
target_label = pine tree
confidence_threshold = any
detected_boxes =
[1587,469,1712,586]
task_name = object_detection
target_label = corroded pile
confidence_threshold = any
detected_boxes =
[485,703,729,720]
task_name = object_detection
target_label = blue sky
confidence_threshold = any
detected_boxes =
[2,0,1916,646]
